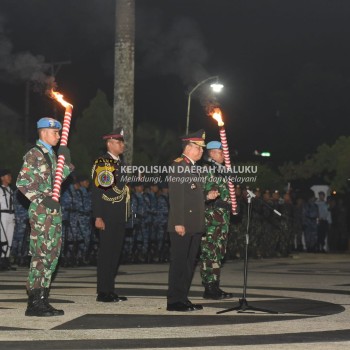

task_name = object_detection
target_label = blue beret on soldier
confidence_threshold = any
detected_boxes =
[37,117,62,130]
[206,141,222,150]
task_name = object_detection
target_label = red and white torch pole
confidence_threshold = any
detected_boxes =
[211,108,238,215]
[50,90,73,202]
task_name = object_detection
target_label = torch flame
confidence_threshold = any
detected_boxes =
[210,107,224,127]
[50,89,73,109]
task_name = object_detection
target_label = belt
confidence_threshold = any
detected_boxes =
[0,210,14,214]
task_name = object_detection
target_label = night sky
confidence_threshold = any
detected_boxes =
[1,0,350,164]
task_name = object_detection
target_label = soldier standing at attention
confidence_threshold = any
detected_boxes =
[91,128,129,303]
[16,117,73,317]
[167,130,219,312]
[200,141,234,300]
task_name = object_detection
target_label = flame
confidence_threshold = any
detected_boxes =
[210,107,224,127]
[49,89,73,109]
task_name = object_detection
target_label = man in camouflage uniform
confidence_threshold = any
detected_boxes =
[200,141,233,300]
[16,117,73,317]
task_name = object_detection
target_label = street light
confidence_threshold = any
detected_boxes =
[186,76,224,134]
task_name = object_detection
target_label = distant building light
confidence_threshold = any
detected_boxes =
[261,152,271,157]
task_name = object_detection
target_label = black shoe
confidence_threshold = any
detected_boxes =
[110,292,128,302]
[166,301,196,312]
[43,288,64,316]
[216,287,234,299]
[203,282,224,300]
[185,300,203,310]
[96,292,127,302]
[25,289,63,317]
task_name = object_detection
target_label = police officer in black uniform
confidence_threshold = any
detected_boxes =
[167,130,219,312]
[91,128,129,302]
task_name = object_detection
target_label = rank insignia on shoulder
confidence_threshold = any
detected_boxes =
[191,183,197,190]
[174,157,183,163]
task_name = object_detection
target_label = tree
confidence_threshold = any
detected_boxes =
[133,122,180,165]
[279,136,350,192]
[0,130,27,176]
[114,0,135,165]
[70,90,113,175]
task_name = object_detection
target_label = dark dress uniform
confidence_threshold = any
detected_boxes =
[167,131,206,310]
[91,129,129,301]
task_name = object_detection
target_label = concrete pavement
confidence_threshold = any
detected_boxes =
[0,252,350,349]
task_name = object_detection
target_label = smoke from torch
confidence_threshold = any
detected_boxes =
[210,108,238,214]
[49,89,73,202]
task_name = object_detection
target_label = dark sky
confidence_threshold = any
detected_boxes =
[1,0,350,164]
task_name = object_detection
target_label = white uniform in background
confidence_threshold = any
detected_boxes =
[0,185,15,257]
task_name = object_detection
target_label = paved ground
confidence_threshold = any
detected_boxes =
[0,252,350,350]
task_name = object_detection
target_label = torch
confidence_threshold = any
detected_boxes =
[49,90,73,202]
[210,108,238,215]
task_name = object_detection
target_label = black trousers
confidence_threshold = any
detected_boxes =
[97,218,125,294]
[317,220,328,249]
[167,232,202,304]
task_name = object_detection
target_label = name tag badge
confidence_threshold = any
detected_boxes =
[191,183,197,190]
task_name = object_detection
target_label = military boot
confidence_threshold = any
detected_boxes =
[25,289,57,317]
[43,288,64,316]
[203,282,223,300]
[215,281,234,299]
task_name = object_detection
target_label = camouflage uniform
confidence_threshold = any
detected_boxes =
[10,189,30,266]
[154,187,169,262]
[16,141,72,290]
[132,191,151,261]
[200,169,231,285]
[147,189,159,262]
[77,186,92,263]
[302,199,319,252]
[61,184,83,265]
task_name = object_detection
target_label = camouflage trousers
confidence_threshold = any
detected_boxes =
[200,209,230,284]
[27,203,62,290]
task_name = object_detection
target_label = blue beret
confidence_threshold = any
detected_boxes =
[37,117,62,130]
[206,141,222,150]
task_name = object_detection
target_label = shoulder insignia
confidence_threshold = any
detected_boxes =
[174,157,183,163]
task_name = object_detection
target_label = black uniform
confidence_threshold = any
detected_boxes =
[91,153,129,295]
[167,155,205,304]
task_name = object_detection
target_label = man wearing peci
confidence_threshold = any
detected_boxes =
[91,128,129,303]
[167,129,219,312]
